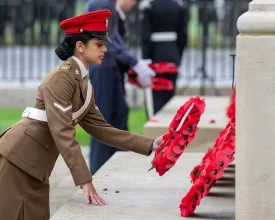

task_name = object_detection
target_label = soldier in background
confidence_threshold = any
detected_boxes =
[87,0,156,175]
[139,0,188,115]
[55,0,77,44]
[30,0,52,45]
[0,2,8,44]
[0,0,32,44]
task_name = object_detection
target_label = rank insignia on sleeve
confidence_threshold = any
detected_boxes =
[54,102,72,113]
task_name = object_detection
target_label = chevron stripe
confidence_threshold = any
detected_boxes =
[54,102,72,113]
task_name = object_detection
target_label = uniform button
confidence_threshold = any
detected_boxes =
[74,119,78,124]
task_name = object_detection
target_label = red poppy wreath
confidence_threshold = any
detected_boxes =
[128,77,174,91]
[180,118,235,217]
[148,97,206,176]
[179,89,236,217]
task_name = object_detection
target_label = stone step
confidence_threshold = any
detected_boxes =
[50,152,235,220]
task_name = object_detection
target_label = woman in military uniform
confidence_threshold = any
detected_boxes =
[0,9,161,220]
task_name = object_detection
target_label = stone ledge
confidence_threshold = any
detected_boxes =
[51,152,235,220]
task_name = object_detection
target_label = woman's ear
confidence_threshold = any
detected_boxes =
[76,41,84,53]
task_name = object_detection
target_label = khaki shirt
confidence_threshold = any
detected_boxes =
[0,57,154,186]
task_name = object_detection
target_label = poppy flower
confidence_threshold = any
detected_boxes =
[179,190,196,217]
[149,119,159,123]
[209,119,216,124]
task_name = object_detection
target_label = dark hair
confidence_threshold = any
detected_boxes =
[55,32,94,61]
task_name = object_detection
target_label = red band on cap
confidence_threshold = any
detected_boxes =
[59,9,112,34]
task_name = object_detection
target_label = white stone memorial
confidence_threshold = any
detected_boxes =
[236,0,275,219]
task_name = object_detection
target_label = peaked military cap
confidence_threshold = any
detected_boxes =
[59,9,112,42]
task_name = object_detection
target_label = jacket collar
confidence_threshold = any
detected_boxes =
[71,56,88,79]
[65,57,87,100]
[116,6,126,21]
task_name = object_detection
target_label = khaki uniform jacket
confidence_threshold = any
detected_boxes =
[0,57,154,186]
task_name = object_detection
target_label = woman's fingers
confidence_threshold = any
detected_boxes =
[82,182,107,206]
[97,194,107,205]
[90,193,98,205]
[85,192,92,204]
[90,192,107,206]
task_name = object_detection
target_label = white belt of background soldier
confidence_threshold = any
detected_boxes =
[150,32,178,42]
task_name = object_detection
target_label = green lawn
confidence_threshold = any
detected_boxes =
[0,108,147,146]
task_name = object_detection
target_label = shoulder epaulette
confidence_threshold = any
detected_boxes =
[59,61,72,71]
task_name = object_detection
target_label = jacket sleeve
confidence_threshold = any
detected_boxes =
[79,89,154,156]
[42,70,92,186]
[105,37,138,67]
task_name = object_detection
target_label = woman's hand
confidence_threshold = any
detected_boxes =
[153,136,163,151]
[82,182,107,205]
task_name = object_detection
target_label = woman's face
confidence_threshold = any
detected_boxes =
[76,38,107,65]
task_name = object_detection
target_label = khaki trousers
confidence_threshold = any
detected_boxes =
[0,155,50,220]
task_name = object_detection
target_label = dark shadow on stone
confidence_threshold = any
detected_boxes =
[207,191,235,198]
[217,176,235,182]
[213,181,235,187]
[190,211,235,219]
[224,169,235,174]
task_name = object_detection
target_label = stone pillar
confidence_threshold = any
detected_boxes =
[236,0,275,219]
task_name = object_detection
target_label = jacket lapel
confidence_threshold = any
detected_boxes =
[67,57,86,101]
